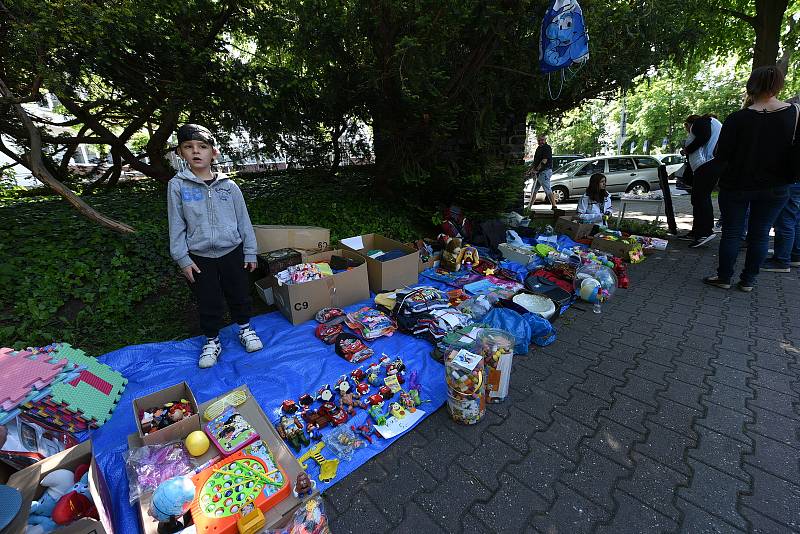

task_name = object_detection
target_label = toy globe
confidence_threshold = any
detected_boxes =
[185,430,210,457]
[573,263,618,311]
[150,476,196,522]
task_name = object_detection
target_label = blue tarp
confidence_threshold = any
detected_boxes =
[89,295,447,534]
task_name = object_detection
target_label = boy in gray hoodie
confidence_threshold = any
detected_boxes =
[167,124,263,368]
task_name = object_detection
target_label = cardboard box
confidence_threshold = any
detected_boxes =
[253,225,330,254]
[418,251,441,273]
[554,216,594,241]
[590,235,637,261]
[340,234,419,292]
[254,277,275,306]
[498,242,536,266]
[132,385,315,534]
[133,382,200,446]
[6,440,114,533]
[272,249,369,325]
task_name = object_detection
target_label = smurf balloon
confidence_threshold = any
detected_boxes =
[540,0,590,74]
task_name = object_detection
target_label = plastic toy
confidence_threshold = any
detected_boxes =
[191,448,289,534]
[355,382,370,396]
[185,430,211,457]
[389,402,407,419]
[322,426,365,461]
[382,356,406,384]
[297,442,339,483]
[293,472,315,498]
[236,500,265,534]
[141,398,194,434]
[335,379,364,415]
[150,476,195,533]
[316,385,335,404]
[277,414,310,452]
[351,421,378,444]
[204,390,248,421]
[274,497,328,534]
[378,385,393,400]
[318,401,348,426]
[398,391,417,412]
[298,394,327,441]
[365,363,381,386]
[367,401,387,426]
[349,367,366,384]
[206,408,259,456]
[52,489,96,526]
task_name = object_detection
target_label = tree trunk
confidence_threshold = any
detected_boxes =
[0,77,135,233]
[752,0,790,69]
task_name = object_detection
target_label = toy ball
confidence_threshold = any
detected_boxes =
[185,431,210,457]
[150,476,195,522]
[573,264,618,303]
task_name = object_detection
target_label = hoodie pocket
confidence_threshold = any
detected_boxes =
[215,226,242,250]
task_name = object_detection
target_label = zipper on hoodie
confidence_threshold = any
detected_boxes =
[206,182,214,254]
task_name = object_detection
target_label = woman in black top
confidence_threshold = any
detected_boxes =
[704,66,795,291]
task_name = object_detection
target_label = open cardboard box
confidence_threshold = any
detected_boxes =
[272,249,369,325]
[253,225,330,254]
[131,385,315,534]
[340,234,419,292]
[554,216,595,241]
[590,235,640,262]
[497,242,536,266]
[6,440,114,534]
[132,382,201,446]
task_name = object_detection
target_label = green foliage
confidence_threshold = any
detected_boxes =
[615,218,669,239]
[0,169,429,354]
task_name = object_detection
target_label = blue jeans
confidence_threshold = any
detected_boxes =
[772,183,800,265]
[717,186,790,285]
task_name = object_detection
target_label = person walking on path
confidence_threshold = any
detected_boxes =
[685,113,723,248]
[527,134,558,211]
[703,66,796,292]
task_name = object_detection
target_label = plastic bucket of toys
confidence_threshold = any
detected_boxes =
[445,349,486,425]
[475,329,515,403]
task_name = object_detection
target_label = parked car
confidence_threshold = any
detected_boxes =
[524,155,662,204]
[653,153,686,177]
[524,154,584,173]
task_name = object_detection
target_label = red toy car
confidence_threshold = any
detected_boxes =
[318,401,348,426]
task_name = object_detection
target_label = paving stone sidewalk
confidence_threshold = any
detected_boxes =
[324,197,800,533]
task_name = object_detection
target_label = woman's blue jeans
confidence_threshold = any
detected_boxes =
[717,186,790,285]
[772,183,800,266]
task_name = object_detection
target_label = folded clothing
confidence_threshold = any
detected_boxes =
[275,262,331,285]
[376,249,408,262]
[345,307,397,339]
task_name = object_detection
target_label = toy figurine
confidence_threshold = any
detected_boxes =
[355,382,370,396]
[367,401,387,426]
[293,472,315,498]
[350,367,366,384]
[319,401,348,426]
[399,391,417,412]
[277,414,310,452]
[389,402,407,419]
[316,384,335,403]
[150,476,195,534]
[165,399,192,423]
[297,442,339,483]
[440,237,464,272]
[366,363,381,386]
[379,385,393,400]
[298,393,328,440]
[336,379,365,415]
[351,422,378,444]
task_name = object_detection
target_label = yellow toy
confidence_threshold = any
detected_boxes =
[236,500,265,534]
[185,430,211,456]
[297,442,339,483]
[204,390,248,421]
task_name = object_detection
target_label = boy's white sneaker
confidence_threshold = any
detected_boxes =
[199,338,222,368]
[239,326,263,352]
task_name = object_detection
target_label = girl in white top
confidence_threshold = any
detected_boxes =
[576,173,612,223]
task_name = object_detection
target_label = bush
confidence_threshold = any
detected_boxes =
[0,169,431,354]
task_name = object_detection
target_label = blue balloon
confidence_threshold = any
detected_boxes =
[539,0,590,73]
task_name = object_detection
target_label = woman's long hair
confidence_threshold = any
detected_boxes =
[586,173,608,204]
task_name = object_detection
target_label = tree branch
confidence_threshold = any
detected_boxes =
[717,6,757,26]
[0,76,135,233]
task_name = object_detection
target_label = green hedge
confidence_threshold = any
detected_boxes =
[0,170,430,354]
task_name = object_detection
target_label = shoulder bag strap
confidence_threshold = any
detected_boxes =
[793,103,800,144]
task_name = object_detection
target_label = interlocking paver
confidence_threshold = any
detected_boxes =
[584,416,641,468]
[635,421,695,476]
[413,464,491,529]
[688,426,752,482]
[596,491,679,533]
[506,438,576,502]
[746,409,800,448]
[560,446,630,511]
[743,434,800,485]
[531,482,610,533]
[618,451,687,521]
[676,497,747,533]
[678,460,750,530]
[741,464,800,530]
[457,432,522,492]
[470,473,548,533]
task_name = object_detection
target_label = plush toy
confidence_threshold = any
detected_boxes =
[27,465,95,534]
[440,238,463,272]
[456,245,479,270]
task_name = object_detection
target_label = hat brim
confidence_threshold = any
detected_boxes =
[0,484,22,530]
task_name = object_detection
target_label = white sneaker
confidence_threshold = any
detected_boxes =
[199,338,221,368]
[239,326,263,352]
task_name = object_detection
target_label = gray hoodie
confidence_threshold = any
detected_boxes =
[167,169,258,268]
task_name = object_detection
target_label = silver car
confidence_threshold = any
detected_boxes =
[524,155,663,204]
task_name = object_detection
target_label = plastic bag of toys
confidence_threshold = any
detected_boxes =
[267,496,330,534]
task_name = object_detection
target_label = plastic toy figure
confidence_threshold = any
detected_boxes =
[383,356,406,383]
[318,401,348,426]
[379,385,393,400]
[350,367,366,384]
[399,392,417,412]
[293,472,315,498]
[355,382,370,396]
[166,399,192,423]
[316,384,335,403]
[150,476,195,533]
[389,402,407,419]
[366,393,384,406]
[277,414,310,452]
[365,363,381,386]
[367,401,387,426]
[350,422,377,444]
[336,380,365,415]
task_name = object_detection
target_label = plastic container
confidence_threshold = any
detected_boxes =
[445,349,486,425]
[475,329,515,403]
